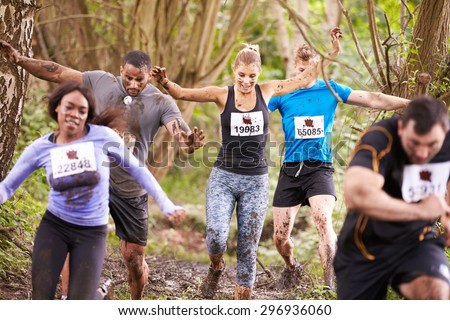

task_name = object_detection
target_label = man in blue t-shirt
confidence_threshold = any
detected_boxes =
[269,40,410,290]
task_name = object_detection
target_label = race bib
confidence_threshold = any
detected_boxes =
[294,116,325,139]
[230,111,264,136]
[50,142,98,179]
[401,161,450,203]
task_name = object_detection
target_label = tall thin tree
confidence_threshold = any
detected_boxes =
[0,0,37,180]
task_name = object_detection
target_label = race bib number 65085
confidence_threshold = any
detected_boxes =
[294,115,325,139]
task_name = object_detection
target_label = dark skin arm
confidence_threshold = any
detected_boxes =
[0,40,82,83]
[165,119,205,154]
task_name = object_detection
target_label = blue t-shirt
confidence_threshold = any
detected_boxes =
[268,79,352,163]
[0,125,176,226]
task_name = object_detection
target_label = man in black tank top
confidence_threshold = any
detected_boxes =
[334,96,450,299]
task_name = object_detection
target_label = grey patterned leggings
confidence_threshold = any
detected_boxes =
[205,167,268,288]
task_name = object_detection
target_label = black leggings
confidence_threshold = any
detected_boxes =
[32,210,107,299]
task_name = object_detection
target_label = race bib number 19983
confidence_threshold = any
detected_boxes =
[230,111,264,136]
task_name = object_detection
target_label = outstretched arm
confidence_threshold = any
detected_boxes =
[346,90,410,110]
[260,61,319,99]
[0,40,82,83]
[151,66,228,107]
[321,26,342,70]
[0,145,39,205]
[107,133,186,224]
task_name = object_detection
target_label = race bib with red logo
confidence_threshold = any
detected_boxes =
[401,161,450,202]
[294,115,325,139]
[230,111,264,136]
[50,142,98,179]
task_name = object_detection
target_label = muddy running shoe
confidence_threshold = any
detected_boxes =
[277,260,304,290]
[95,278,114,300]
[200,263,225,299]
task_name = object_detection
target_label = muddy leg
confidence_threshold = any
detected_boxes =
[235,284,252,300]
[309,195,337,288]
[121,240,148,300]
[201,253,225,299]
[272,205,300,269]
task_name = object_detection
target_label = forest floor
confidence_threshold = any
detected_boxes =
[0,211,335,300]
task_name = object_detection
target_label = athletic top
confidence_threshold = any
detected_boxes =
[83,71,182,197]
[338,117,450,261]
[0,124,178,226]
[268,79,352,163]
[214,85,269,175]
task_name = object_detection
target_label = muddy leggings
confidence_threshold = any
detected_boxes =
[206,167,268,288]
[32,210,107,299]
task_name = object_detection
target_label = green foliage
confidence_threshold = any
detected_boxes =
[0,189,44,279]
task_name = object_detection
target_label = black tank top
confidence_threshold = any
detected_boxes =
[214,84,269,175]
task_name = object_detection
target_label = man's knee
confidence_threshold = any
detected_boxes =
[121,241,145,266]
[400,276,449,299]
[273,232,293,252]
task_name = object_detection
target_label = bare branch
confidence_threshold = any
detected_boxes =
[367,0,387,87]
[276,0,358,75]
[336,0,383,88]
[36,14,127,32]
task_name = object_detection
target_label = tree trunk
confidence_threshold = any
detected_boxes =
[0,0,36,180]
[272,0,309,78]
[403,0,450,98]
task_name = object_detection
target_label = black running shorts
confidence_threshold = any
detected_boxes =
[109,189,149,246]
[272,161,336,207]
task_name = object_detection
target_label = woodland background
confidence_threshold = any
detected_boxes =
[0,0,449,300]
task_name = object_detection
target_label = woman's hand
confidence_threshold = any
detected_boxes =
[165,206,186,226]
[151,66,169,86]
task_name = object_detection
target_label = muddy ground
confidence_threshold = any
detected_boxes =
[0,220,334,300]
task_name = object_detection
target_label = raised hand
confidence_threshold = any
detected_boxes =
[176,126,205,153]
[329,27,342,56]
[151,66,169,86]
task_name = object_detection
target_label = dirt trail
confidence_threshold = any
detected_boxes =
[0,223,334,300]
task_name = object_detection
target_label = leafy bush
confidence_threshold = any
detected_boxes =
[0,189,44,279]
